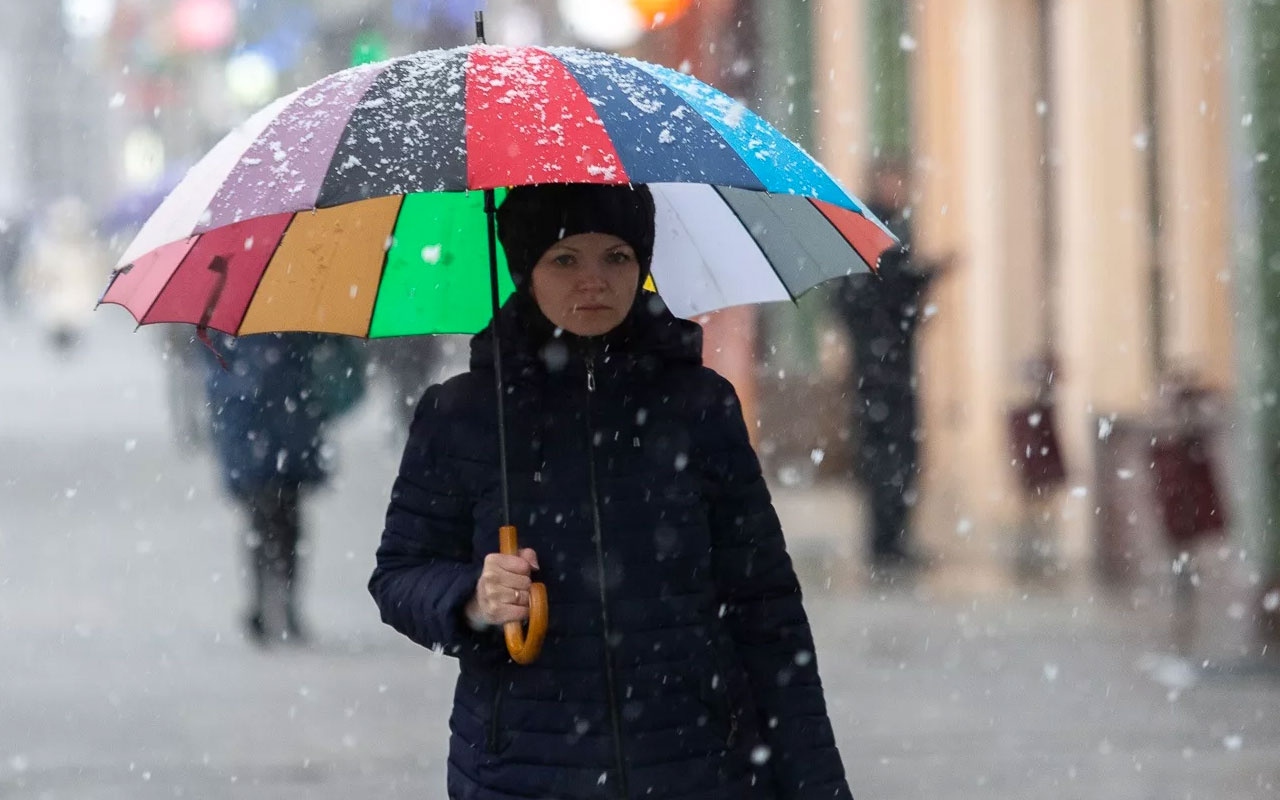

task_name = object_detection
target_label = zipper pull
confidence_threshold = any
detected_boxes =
[586,359,596,392]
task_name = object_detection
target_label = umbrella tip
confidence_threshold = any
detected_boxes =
[475,10,486,44]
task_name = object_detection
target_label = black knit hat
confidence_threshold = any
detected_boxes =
[496,183,656,289]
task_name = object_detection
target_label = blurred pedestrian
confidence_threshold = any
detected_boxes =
[204,332,366,645]
[370,183,852,799]
[833,158,947,573]
[16,197,110,352]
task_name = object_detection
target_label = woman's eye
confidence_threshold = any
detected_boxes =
[607,251,634,264]
[552,253,575,266]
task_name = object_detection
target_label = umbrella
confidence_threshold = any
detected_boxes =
[99,14,897,663]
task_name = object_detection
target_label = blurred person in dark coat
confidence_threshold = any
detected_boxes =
[834,158,947,573]
[370,183,852,799]
[204,332,365,645]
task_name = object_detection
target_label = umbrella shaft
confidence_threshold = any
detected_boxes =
[485,188,511,526]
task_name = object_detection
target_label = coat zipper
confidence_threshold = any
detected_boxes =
[584,355,629,798]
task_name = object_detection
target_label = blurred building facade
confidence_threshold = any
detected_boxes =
[755,0,1268,606]
[641,0,1267,607]
[907,0,1240,575]
[0,3,112,217]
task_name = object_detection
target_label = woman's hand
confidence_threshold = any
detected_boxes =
[464,548,540,629]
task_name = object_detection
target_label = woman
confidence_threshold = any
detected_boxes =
[370,183,852,799]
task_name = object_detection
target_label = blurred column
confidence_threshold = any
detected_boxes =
[0,39,20,215]
[1050,0,1156,551]
[1000,0,1064,573]
[1245,0,1280,639]
[911,0,970,547]
[866,0,910,158]
[954,0,1020,550]
[752,0,812,148]
[1225,0,1262,578]
[18,1,70,206]
[4,1,97,210]
[1153,0,1233,388]
[1000,0,1052,402]
[987,0,1058,560]
[912,0,1043,563]
[811,0,869,191]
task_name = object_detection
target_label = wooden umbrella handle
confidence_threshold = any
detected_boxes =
[499,525,547,665]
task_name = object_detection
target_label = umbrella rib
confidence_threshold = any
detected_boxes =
[363,195,407,338]
[709,186,799,305]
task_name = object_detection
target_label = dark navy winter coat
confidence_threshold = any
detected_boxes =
[370,293,852,800]
[204,333,355,498]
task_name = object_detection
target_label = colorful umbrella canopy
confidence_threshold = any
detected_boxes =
[100,44,896,337]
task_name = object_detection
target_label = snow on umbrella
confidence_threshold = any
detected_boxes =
[99,45,895,337]
[98,24,898,665]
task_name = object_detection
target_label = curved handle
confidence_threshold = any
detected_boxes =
[499,525,547,665]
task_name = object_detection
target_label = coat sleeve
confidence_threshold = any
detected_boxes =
[702,375,853,800]
[368,384,497,656]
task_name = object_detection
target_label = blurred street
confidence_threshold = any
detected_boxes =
[2,310,1277,799]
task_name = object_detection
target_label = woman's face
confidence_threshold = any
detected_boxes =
[529,232,641,336]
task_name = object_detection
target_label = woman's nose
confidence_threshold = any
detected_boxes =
[577,260,609,288]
